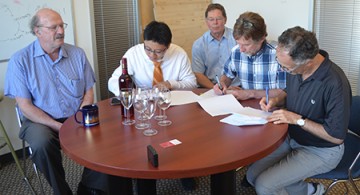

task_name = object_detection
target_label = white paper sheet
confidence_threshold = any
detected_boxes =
[197,94,244,116]
[170,91,200,106]
[236,107,272,118]
[220,112,268,126]
[199,89,218,99]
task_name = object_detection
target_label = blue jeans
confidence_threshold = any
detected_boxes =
[246,135,344,195]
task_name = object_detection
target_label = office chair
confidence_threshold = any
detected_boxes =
[0,94,36,194]
[15,104,45,195]
[310,96,360,194]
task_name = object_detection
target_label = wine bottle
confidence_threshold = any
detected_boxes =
[118,57,134,117]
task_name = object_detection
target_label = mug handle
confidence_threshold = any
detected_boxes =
[74,109,83,124]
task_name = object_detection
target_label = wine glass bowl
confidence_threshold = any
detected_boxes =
[153,84,167,121]
[119,88,135,125]
[133,86,150,129]
[157,88,172,126]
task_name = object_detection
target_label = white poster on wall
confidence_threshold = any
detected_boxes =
[0,0,74,61]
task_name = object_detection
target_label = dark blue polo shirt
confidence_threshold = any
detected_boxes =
[285,50,352,147]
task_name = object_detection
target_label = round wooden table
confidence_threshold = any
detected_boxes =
[60,89,288,194]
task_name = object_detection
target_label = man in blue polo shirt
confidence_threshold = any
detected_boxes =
[245,26,352,195]
[213,12,286,100]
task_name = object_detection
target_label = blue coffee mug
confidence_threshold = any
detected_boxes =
[75,104,99,126]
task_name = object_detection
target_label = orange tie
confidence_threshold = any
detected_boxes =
[152,61,164,86]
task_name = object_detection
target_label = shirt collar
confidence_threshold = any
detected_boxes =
[302,50,330,82]
[33,39,68,59]
[247,40,268,59]
[206,27,232,43]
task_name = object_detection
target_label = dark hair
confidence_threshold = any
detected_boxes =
[205,3,227,19]
[277,26,319,65]
[233,12,267,42]
[143,21,172,47]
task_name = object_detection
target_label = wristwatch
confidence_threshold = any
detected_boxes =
[297,116,306,127]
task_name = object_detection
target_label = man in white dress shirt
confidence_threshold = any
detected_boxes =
[108,21,197,96]
[108,21,197,194]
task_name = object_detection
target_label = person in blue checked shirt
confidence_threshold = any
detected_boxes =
[213,12,286,100]
[4,8,132,195]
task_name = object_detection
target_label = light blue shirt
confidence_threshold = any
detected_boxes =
[191,27,240,86]
[5,39,96,119]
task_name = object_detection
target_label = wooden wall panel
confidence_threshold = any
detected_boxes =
[153,0,211,59]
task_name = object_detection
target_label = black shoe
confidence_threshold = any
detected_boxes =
[241,175,252,188]
[180,178,196,191]
[77,182,106,195]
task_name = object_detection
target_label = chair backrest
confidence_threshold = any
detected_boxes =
[349,96,360,136]
[15,104,23,128]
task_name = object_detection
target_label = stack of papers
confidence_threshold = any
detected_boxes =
[220,113,267,126]
[170,90,272,126]
[220,107,271,126]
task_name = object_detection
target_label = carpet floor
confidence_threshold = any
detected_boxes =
[0,153,359,194]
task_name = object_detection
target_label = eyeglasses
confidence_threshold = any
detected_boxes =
[276,57,299,73]
[206,17,225,22]
[37,23,68,32]
[236,19,255,29]
[144,45,167,55]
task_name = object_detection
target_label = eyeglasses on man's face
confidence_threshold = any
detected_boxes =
[37,23,68,32]
[276,57,299,73]
[206,17,225,22]
[144,45,167,55]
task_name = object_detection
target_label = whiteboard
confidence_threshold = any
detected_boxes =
[0,0,75,61]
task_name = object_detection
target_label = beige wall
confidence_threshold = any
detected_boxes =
[214,0,314,40]
[139,0,155,41]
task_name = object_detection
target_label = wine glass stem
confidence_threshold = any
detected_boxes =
[147,118,151,129]
[162,109,166,122]
[126,108,130,122]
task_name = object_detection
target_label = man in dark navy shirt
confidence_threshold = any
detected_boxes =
[244,26,352,195]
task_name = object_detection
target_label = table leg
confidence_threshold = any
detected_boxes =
[108,176,133,195]
[137,179,156,195]
[210,170,236,195]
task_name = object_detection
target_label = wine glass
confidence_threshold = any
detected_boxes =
[157,88,172,126]
[142,89,158,136]
[133,86,150,129]
[119,88,135,125]
[153,84,167,121]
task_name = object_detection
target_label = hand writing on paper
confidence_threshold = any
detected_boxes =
[259,96,275,112]
[213,83,227,95]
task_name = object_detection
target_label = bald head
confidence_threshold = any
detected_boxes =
[30,8,62,35]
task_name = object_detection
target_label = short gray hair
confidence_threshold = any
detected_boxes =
[278,26,319,66]
[29,14,40,35]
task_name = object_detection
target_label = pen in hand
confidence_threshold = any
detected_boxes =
[215,75,224,94]
[266,87,269,105]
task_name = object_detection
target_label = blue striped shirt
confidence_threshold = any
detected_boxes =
[4,39,96,119]
[223,42,286,90]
